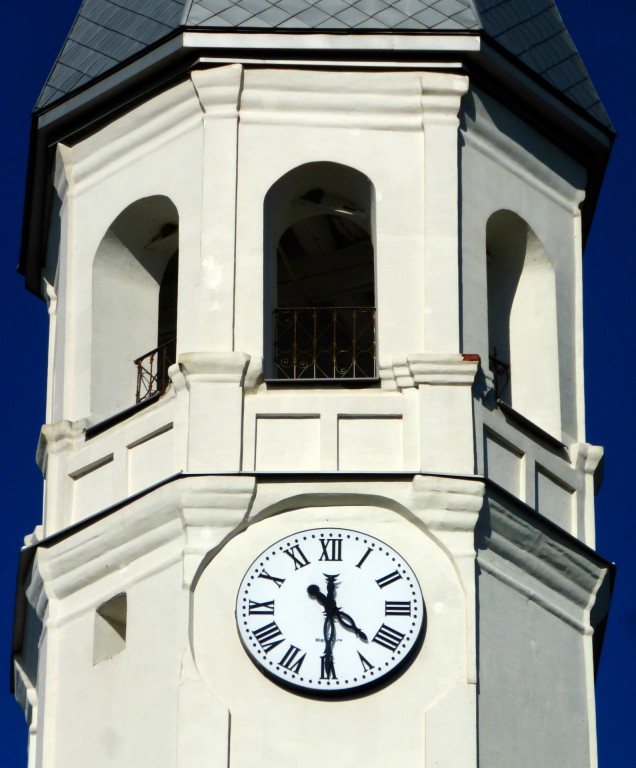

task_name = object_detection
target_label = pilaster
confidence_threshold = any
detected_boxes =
[191,65,243,351]
[420,73,469,352]
[175,352,250,473]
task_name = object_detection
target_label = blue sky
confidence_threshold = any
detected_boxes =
[1,1,633,765]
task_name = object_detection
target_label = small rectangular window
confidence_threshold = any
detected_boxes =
[93,593,127,664]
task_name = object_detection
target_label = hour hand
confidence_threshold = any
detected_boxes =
[335,608,367,642]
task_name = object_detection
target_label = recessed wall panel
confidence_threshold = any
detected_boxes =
[485,431,523,497]
[255,416,320,471]
[536,467,574,532]
[338,416,403,471]
[127,425,174,495]
[71,455,115,520]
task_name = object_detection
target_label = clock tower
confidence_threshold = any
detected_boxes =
[12,2,613,767]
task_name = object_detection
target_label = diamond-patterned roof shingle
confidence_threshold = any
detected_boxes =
[35,0,611,129]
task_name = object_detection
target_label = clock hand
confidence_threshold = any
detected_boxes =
[334,608,368,642]
[308,580,339,677]
[308,579,368,643]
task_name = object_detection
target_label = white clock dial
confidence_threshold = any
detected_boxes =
[236,527,425,694]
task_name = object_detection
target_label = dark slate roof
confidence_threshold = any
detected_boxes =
[476,0,608,128]
[36,0,610,129]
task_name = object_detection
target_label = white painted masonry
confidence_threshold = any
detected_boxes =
[12,31,611,768]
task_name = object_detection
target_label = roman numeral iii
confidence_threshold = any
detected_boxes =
[385,601,411,616]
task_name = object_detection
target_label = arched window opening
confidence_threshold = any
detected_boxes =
[91,197,179,422]
[135,248,179,404]
[265,164,375,381]
[486,210,561,436]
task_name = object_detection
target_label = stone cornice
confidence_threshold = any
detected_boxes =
[571,442,604,477]
[381,353,480,389]
[65,78,203,193]
[478,489,610,628]
[409,474,484,532]
[461,100,585,213]
[27,476,255,605]
[36,418,87,471]
[191,64,243,118]
[177,352,251,385]
[239,69,466,132]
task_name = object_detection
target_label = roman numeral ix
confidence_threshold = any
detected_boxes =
[248,599,275,615]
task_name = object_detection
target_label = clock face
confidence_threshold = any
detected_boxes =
[236,527,425,694]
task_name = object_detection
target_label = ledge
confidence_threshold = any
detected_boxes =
[496,400,567,455]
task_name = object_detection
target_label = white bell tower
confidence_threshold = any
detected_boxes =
[12,2,613,767]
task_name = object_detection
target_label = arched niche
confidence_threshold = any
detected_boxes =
[486,210,561,436]
[91,196,179,421]
[263,162,376,380]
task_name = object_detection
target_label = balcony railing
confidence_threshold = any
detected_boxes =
[489,347,511,401]
[134,339,176,403]
[274,306,376,380]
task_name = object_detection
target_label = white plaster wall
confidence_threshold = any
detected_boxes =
[48,563,185,767]
[51,79,205,424]
[24,475,483,768]
[476,494,605,768]
[460,88,587,443]
[193,502,474,768]
[478,569,593,768]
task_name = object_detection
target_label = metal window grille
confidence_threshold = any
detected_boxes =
[134,339,175,403]
[489,347,511,401]
[274,307,376,380]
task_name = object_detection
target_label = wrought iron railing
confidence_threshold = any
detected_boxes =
[134,339,176,403]
[274,307,376,380]
[489,347,511,401]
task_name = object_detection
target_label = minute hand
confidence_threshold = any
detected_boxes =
[334,608,367,642]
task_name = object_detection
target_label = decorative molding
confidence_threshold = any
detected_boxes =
[36,419,87,471]
[12,657,37,723]
[420,71,469,123]
[409,474,484,532]
[25,557,48,623]
[478,492,609,619]
[178,352,250,386]
[191,64,243,119]
[30,476,255,602]
[183,31,481,55]
[571,442,604,476]
[381,354,479,389]
[240,69,427,131]
[461,110,584,214]
[69,79,203,192]
[53,145,71,200]
[181,476,256,587]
